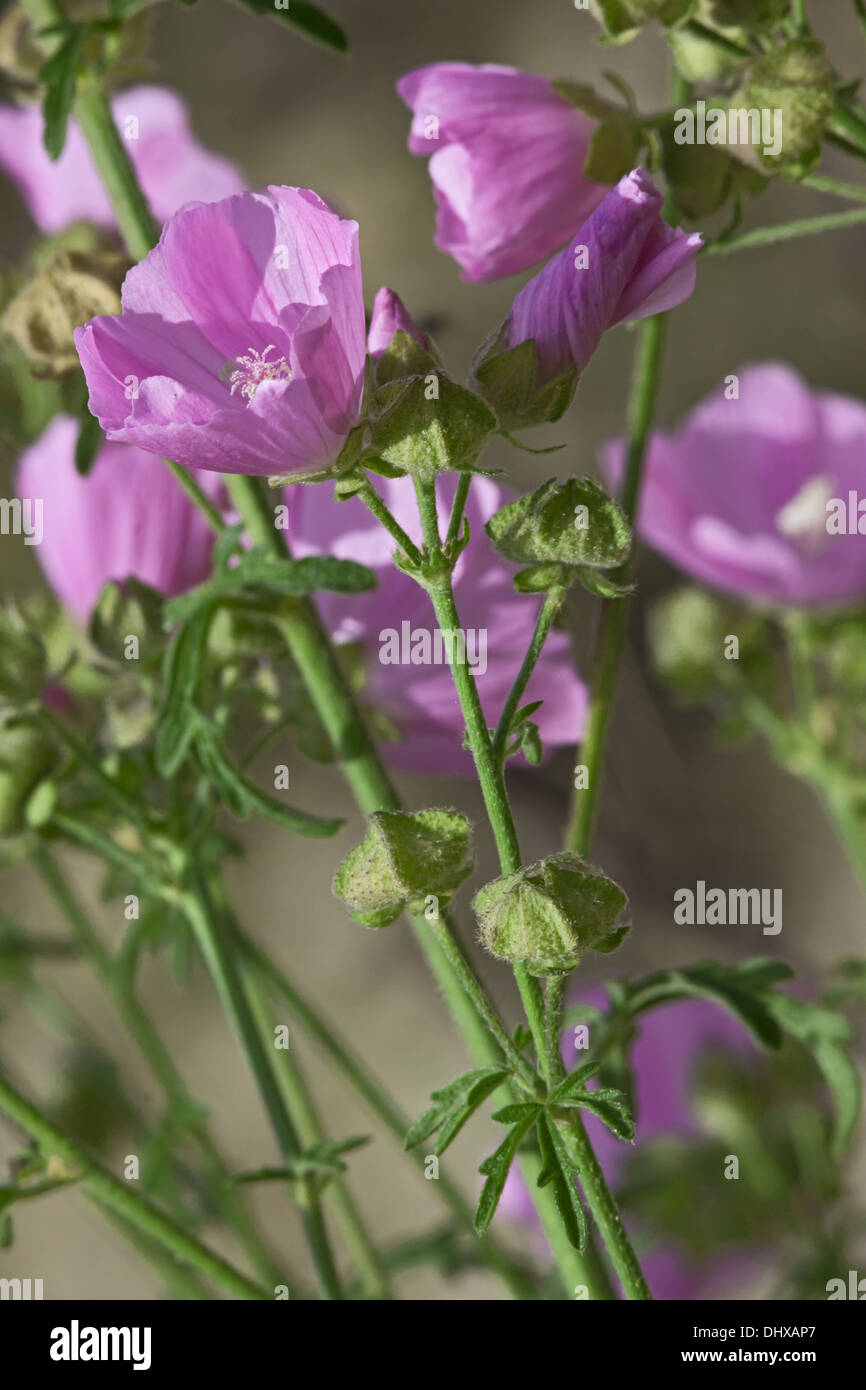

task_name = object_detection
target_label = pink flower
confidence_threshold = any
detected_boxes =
[506,169,702,384]
[0,86,243,234]
[16,416,221,623]
[602,363,866,607]
[286,474,587,774]
[75,187,366,478]
[397,63,607,282]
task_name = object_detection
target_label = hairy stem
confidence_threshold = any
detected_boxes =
[244,970,391,1299]
[0,1070,268,1299]
[412,475,642,1299]
[180,874,344,1299]
[566,313,668,857]
[33,845,286,1289]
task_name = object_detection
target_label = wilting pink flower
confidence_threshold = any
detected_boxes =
[0,86,243,235]
[367,286,427,358]
[602,363,866,608]
[397,63,607,282]
[75,187,366,478]
[498,997,761,1299]
[287,474,587,773]
[16,416,220,623]
[506,169,702,384]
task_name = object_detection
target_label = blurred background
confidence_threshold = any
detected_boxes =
[0,0,864,1299]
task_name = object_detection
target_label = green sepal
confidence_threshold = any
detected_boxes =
[486,477,631,570]
[0,611,46,703]
[333,808,474,928]
[470,333,577,433]
[368,373,498,475]
[473,852,629,976]
[372,328,441,388]
[89,578,165,665]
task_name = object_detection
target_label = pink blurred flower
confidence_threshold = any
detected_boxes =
[498,997,759,1300]
[16,416,220,623]
[0,86,244,234]
[75,187,366,478]
[506,168,702,384]
[397,63,607,282]
[286,474,587,774]
[602,363,866,608]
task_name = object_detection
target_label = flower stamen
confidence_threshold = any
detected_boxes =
[228,345,291,404]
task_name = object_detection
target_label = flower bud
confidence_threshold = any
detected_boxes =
[3,248,128,377]
[333,808,473,928]
[368,286,439,387]
[0,609,46,703]
[0,723,55,838]
[733,38,835,172]
[473,852,628,976]
[89,578,165,665]
[590,0,695,41]
[485,477,630,571]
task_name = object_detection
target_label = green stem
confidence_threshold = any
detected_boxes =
[243,936,536,1297]
[413,476,548,1065]
[566,314,668,857]
[411,477,639,1300]
[33,845,285,1289]
[801,173,866,203]
[244,971,391,1299]
[544,976,567,1089]
[492,581,568,762]
[163,459,228,534]
[223,473,530,1079]
[707,207,866,255]
[356,480,423,566]
[828,104,866,160]
[445,473,472,549]
[0,1069,268,1300]
[22,0,159,261]
[179,874,344,1299]
[556,1112,652,1300]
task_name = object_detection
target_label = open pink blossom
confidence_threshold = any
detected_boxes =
[601,363,866,607]
[498,997,762,1299]
[75,187,366,478]
[0,86,243,234]
[505,168,701,384]
[16,416,220,623]
[397,63,607,281]
[287,474,587,774]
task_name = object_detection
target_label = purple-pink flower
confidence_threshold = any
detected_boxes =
[286,474,587,774]
[601,363,866,608]
[505,168,702,384]
[498,997,760,1299]
[0,86,243,235]
[75,187,366,478]
[16,416,220,624]
[397,63,607,282]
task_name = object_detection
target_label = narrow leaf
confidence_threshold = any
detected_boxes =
[229,0,347,52]
[475,1111,537,1236]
